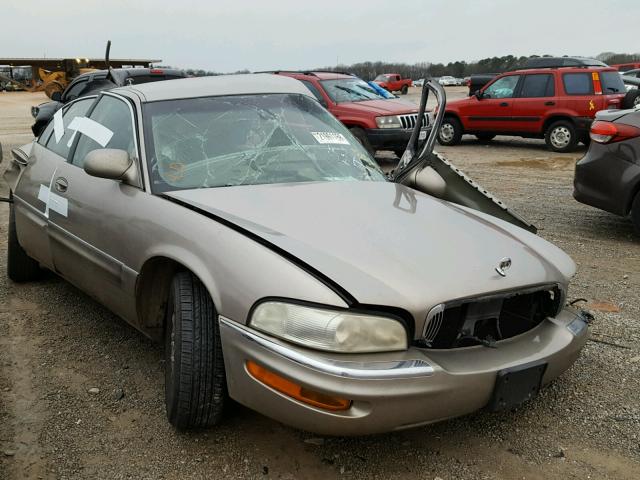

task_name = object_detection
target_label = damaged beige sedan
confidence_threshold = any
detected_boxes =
[2,74,589,434]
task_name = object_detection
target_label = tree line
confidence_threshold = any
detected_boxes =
[178,52,640,79]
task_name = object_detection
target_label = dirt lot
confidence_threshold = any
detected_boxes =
[1,89,639,480]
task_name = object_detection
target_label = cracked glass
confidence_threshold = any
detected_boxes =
[143,94,386,193]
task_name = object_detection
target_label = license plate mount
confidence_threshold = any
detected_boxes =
[487,362,547,411]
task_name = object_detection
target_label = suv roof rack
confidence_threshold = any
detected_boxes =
[255,70,354,77]
[518,57,608,70]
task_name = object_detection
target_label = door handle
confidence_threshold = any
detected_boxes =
[499,102,509,107]
[545,101,555,106]
[54,177,68,193]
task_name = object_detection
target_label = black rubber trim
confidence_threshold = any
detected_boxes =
[161,194,357,307]
[469,116,539,122]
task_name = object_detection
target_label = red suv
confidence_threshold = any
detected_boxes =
[272,71,427,156]
[438,58,627,152]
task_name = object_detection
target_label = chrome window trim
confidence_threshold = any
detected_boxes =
[219,316,434,379]
[99,91,144,190]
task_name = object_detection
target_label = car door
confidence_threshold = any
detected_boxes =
[510,73,555,133]
[464,74,520,132]
[558,71,605,115]
[9,98,95,270]
[46,92,143,321]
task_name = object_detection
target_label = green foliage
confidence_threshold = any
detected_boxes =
[317,52,639,81]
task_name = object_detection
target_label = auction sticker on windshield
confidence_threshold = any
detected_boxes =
[311,132,350,145]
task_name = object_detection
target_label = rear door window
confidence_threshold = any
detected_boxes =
[562,73,593,95]
[600,71,625,94]
[44,98,95,159]
[519,74,555,97]
[62,79,89,102]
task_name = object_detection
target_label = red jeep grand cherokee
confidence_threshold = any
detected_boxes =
[438,57,626,152]
[273,71,427,156]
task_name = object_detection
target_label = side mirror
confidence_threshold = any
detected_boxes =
[84,149,139,185]
[51,91,62,102]
[474,90,483,100]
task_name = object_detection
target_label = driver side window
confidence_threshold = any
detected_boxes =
[71,95,136,168]
[483,75,521,99]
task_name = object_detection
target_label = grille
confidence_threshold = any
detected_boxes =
[419,286,562,349]
[422,303,445,345]
[399,113,429,129]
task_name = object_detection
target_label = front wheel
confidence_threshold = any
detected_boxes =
[7,202,41,282]
[349,127,375,156]
[631,193,640,235]
[400,85,408,95]
[437,117,463,146]
[545,120,578,153]
[164,271,226,429]
[622,89,640,109]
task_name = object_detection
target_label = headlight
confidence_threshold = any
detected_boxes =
[375,115,402,129]
[250,301,408,353]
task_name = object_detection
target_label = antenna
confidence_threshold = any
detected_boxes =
[105,40,112,70]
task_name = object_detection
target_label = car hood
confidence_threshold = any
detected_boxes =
[166,181,573,320]
[336,99,418,115]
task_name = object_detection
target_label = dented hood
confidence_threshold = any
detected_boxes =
[166,181,574,315]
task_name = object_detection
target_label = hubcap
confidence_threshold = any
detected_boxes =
[634,95,640,107]
[550,126,571,149]
[440,123,455,142]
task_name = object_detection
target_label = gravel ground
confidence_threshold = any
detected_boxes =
[0,89,639,479]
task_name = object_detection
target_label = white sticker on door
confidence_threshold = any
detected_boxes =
[53,109,65,143]
[37,184,68,218]
[66,116,114,147]
[311,132,350,145]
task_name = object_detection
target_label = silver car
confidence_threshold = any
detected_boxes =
[2,74,589,435]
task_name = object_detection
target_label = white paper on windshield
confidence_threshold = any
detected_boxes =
[65,116,114,147]
[53,109,64,143]
[311,132,349,145]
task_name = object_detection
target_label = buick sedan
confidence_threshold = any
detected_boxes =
[2,75,589,434]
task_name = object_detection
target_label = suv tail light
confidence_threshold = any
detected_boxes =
[590,120,640,144]
[592,72,602,95]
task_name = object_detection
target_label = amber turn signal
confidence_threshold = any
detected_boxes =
[246,361,352,411]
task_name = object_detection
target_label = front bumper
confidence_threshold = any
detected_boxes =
[365,127,426,150]
[219,308,589,435]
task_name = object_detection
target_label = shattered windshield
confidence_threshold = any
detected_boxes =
[320,79,387,103]
[143,94,385,193]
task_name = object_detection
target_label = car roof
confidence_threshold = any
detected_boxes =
[118,73,316,102]
[505,66,617,75]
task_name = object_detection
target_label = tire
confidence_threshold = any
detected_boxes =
[437,116,463,146]
[7,202,40,282]
[475,133,496,142]
[622,89,640,109]
[631,193,640,235]
[164,271,226,429]
[400,85,408,95]
[545,120,578,153]
[349,127,375,156]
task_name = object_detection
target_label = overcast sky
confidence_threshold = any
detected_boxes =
[2,0,638,71]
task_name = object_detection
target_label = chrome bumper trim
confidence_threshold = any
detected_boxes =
[219,316,434,379]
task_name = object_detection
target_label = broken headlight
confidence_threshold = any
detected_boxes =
[250,301,408,353]
[375,115,402,129]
